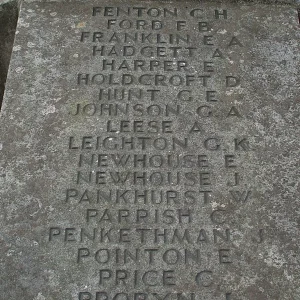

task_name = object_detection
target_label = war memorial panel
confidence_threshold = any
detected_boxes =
[0,1,299,299]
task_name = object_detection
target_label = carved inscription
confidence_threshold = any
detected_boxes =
[48,5,264,299]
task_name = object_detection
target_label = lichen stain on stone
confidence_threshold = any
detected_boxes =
[264,245,287,268]
[33,293,46,300]
[13,45,21,51]
[41,104,56,116]
[15,66,24,73]
[76,21,86,28]
[27,42,35,48]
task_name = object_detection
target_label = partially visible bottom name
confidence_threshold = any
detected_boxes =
[78,292,231,300]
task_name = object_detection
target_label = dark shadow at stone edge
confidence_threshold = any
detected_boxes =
[0,1,18,109]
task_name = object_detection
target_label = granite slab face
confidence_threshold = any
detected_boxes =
[0,1,299,299]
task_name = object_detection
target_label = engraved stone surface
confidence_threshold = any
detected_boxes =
[0,1,299,299]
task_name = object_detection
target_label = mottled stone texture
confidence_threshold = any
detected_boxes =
[0,0,18,107]
[0,1,299,300]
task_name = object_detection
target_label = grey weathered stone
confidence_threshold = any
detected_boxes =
[0,1,299,300]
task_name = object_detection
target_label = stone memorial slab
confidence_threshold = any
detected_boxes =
[0,1,299,299]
